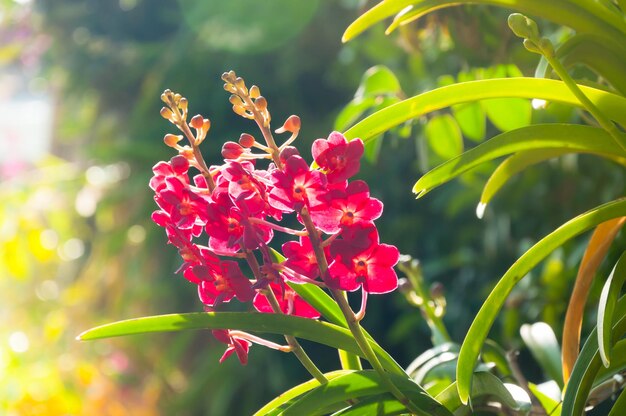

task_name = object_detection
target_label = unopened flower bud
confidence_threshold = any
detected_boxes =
[223,83,237,94]
[234,77,247,95]
[279,146,300,163]
[255,96,267,110]
[221,70,236,83]
[170,155,189,174]
[222,141,245,159]
[202,118,211,131]
[160,107,174,120]
[174,93,182,104]
[275,115,301,134]
[249,85,260,99]
[229,94,245,106]
[507,13,539,40]
[239,133,255,148]
[232,105,248,117]
[190,115,204,129]
[164,133,182,147]
[179,97,188,111]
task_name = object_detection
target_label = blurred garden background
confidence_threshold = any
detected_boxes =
[1,1,623,414]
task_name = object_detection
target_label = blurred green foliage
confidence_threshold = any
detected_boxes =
[2,1,624,414]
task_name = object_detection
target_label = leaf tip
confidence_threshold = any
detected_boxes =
[476,202,487,219]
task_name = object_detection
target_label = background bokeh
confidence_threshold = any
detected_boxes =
[1,1,623,414]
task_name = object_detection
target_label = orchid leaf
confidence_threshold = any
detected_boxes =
[598,250,626,367]
[562,296,626,415]
[435,371,529,413]
[520,322,563,388]
[343,78,626,143]
[77,312,399,371]
[281,370,452,416]
[342,0,626,45]
[562,218,626,381]
[480,149,569,209]
[413,124,626,199]
[456,198,626,404]
[254,370,350,416]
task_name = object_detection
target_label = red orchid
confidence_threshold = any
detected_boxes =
[269,155,327,213]
[328,224,399,294]
[312,132,364,184]
[198,260,255,307]
[212,330,252,365]
[282,236,325,280]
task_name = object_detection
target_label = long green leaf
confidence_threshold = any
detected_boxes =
[456,198,626,404]
[281,370,452,416]
[342,78,626,143]
[598,251,626,367]
[609,387,626,416]
[254,370,350,416]
[562,296,626,415]
[79,312,393,366]
[595,339,626,385]
[412,124,626,199]
[480,149,568,208]
[435,371,528,412]
[342,0,626,44]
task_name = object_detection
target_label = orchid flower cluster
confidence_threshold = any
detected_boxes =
[151,71,399,366]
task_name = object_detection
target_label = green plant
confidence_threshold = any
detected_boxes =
[78,1,626,414]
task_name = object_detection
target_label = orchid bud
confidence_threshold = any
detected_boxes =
[170,155,189,174]
[275,115,301,134]
[160,107,174,121]
[222,141,245,159]
[249,85,260,99]
[190,115,204,129]
[179,97,188,112]
[255,96,267,110]
[229,95,244,106]
[239,133,255,148]
[164,133,182,147]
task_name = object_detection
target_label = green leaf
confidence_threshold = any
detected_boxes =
[78,312,386,363]
[482,98,531,132]
[281,370,452,416]
[343,78,626,143]
[451,101,485,142]
[355,65,402,99]
[528,383,562,416]
[342,0,626,46]
[598,251,626,367]
[413,124,626,199]
[435,371,529,412]
[595,339,626,384]
[457,198,626,404]
[520,322,563,388]
[425,114,463,160]
[562,295,626,415]
[480,149,569,208]
[254,370,350,416]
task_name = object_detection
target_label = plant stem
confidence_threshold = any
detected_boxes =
[245,251,328,384]
[541,46,626,153]
[299,206,422,415]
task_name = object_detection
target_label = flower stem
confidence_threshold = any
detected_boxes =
[299,206,421,415]
[245,251,328,384]
[536,39,626,153]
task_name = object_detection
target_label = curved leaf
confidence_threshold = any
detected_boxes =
[452,101,485,142]
[595,339,626,385]
[254,370,350,416]
[343,78,626,144]
[435,371,529,413]
[281,370,452,416]
[528,383,562,416]
[457,198,626,404]
[598,250,626,367]
[562,218,626,382]
[413,124,626,198]
[480,149,568,209]
[78,312,395,367]
[342,0,626,46]
[562,296,626,415]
